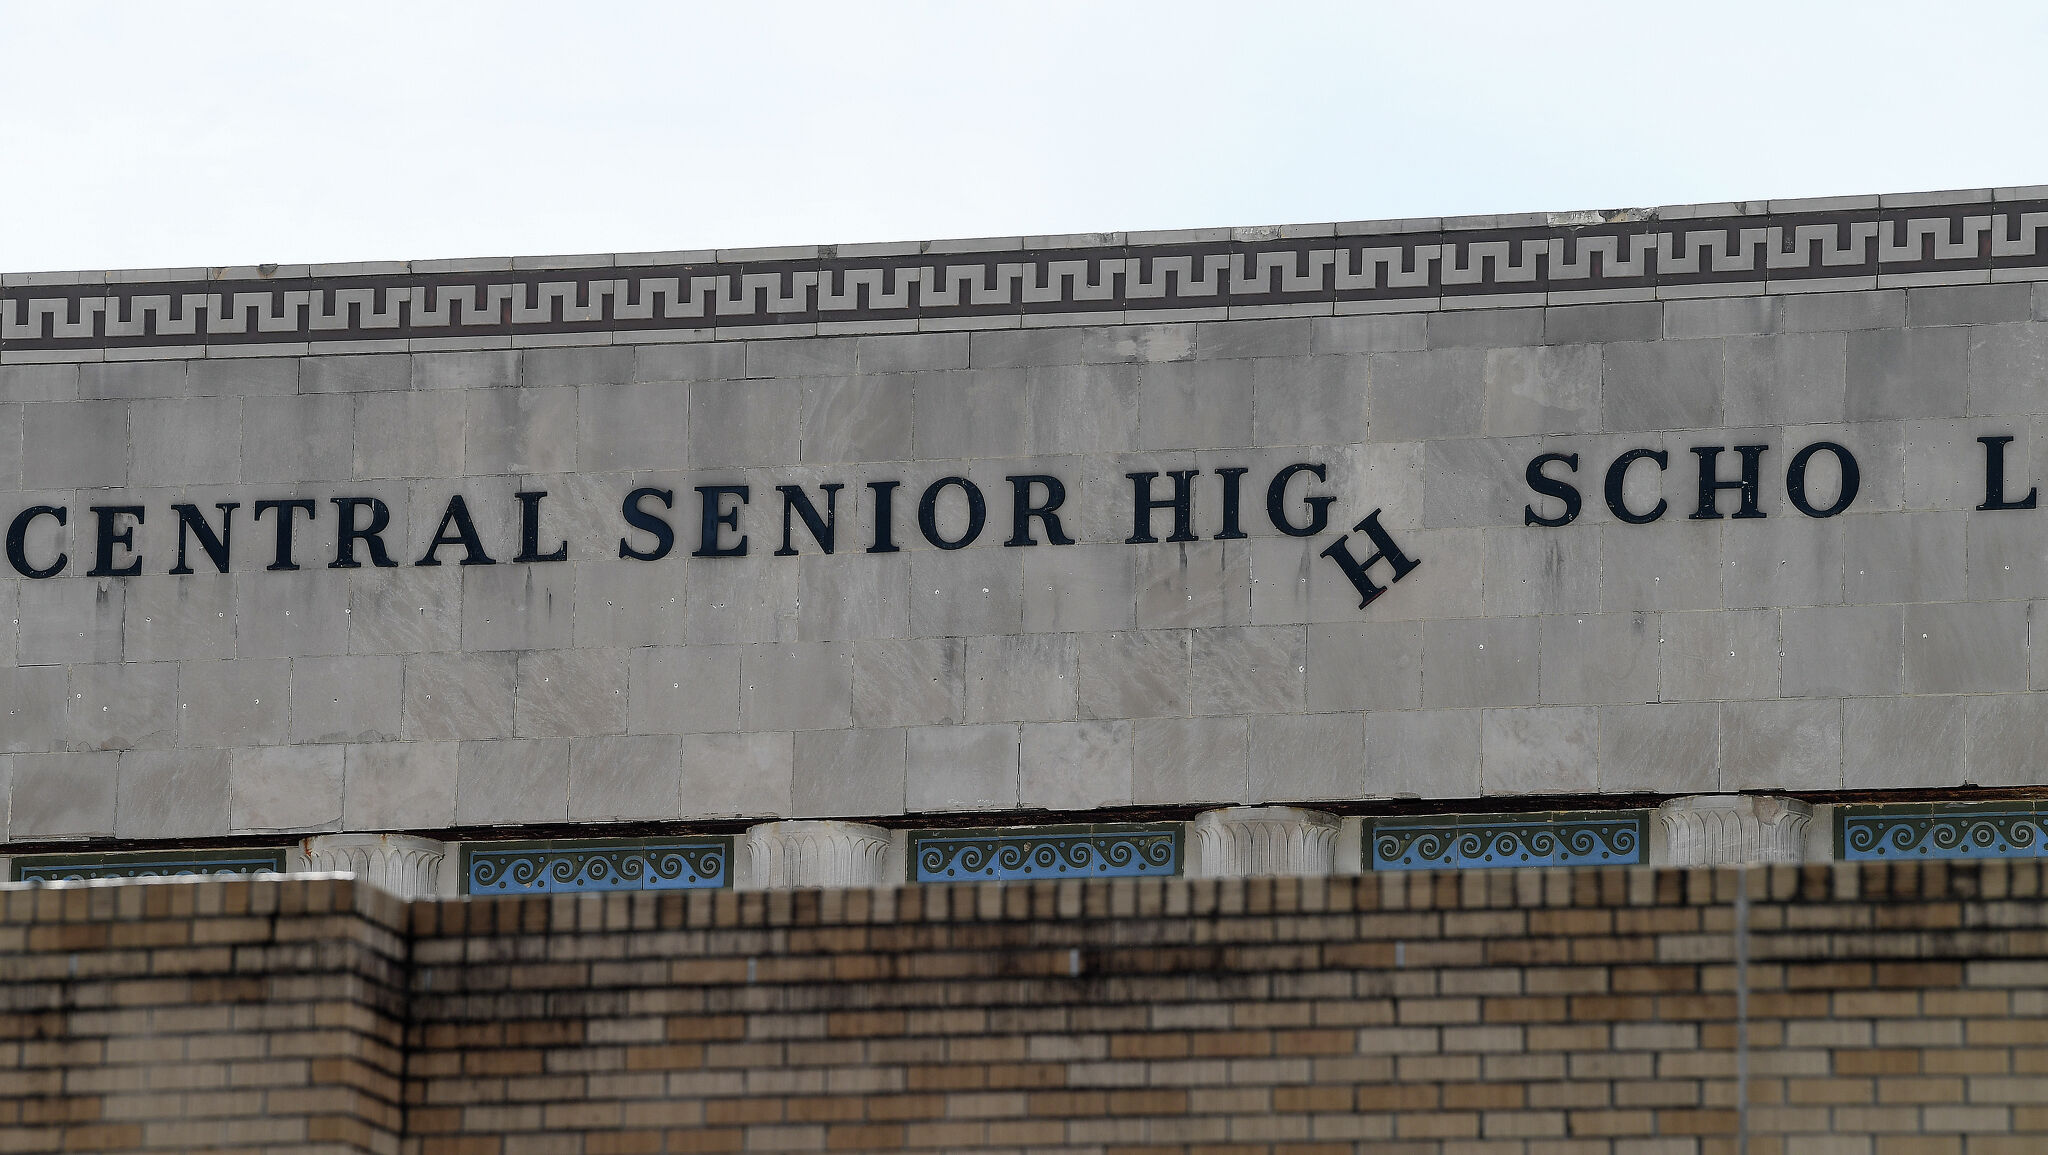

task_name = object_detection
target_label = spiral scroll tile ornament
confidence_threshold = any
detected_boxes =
[462,839,730,894]
[1368,812,1646,871]
[10,848,288,882]
[1838,805,2048,861]
[910,824,1180,882]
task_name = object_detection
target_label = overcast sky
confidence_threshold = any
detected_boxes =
[1,1,2042,273]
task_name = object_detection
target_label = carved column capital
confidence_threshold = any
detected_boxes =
[1192,806,1340,878]
[1657,795,1812,866]
[301,833,449,899]
[745,820,892,889]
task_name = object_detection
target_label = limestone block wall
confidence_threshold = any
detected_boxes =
[4,192,2048,850]
[5,864,2048,1152]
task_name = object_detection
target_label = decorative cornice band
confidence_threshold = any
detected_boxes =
[5,194,2044,355]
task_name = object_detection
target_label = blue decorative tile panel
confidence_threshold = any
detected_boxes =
[463,838,731,895]
[911,824,1182,883]
[1837,804,2048,861]
[11,848,288,882]
[1370,812,1648,871]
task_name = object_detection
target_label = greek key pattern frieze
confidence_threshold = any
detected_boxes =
[5,197,2044,353]
[462,838,731,895]
[1369,812,1647,872]
[1837,805,2048,862]
[910,824,1182,883]
[11,848,288,882]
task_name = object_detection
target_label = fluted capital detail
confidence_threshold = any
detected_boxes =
[1192,806,1340,878]
[746,820,892,889]
[1657,795,1812,866]
[301,834,449,899]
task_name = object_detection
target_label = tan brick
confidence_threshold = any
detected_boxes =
[1869,1076,1964,1104]
[1967,961,2048,988]
[1613,1079,1702,1108]
[1922,1047,2008,1075]
[1921,1104,2013,1131]
[1568,995,1658,1021]
[1188,1030,1273,1057]
[1873,962,1963,988]
[1272,1086,1349,1113]
[2013,1105,2048,1130]
[945,1034,1027,1062]
[1748,992,1833,1018]
[1967,1075,2048,1104]
[1356,1083,1440,1112]
[1482,995,1571,1023]
[1530,911,1613,937]
[1834,1049,1921,1076]
[1393,1110,1479,1138]
[943,1092,1027,1119]
[421,1137,505,1155]
[981,1062,1066,1089]
[1787,1019,1876,1048]
[1565,1109,1657,1136]
[1972,1017,2048,1045]
[703,1099,784,1126]
[584,1130,663,1155]
[1962,1140,2048,1155]
[51,1122,145,1146]
[1835,991,1924,1018]
[1923,990,2008,1017]
[1395,998,1481,1024]
[1273,1029,1354,1055]
[1804,1109,1898,1139]
[1444,912,1528,938]
[1524,968,1610,995]
[1110,1033,1190,1059]
[784,1097,863,1123]
[1444,1082,1525,1110]
[1611,965,1700,993]
[901,1121,985,1148]
[981,1119,1064,1146]
[825,1011,905,1038]
[1527,1024,1609,1052]
[667,1015,747,1041]
[1106,1089,1188,1115]
[1875,1138,1966,1155]
[1784,1076,1876,1105]
[1396,1054,1481,1082]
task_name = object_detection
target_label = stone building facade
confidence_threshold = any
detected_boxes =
[3,188,2047,887]
[9,187,2048,1154]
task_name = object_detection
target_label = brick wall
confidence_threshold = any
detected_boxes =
[0,879,408,1154]
[6,865,2048,1153]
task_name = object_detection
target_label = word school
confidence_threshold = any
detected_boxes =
[1521,434,2044,526]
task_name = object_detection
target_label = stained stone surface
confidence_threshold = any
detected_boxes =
[6,189,2048,843]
